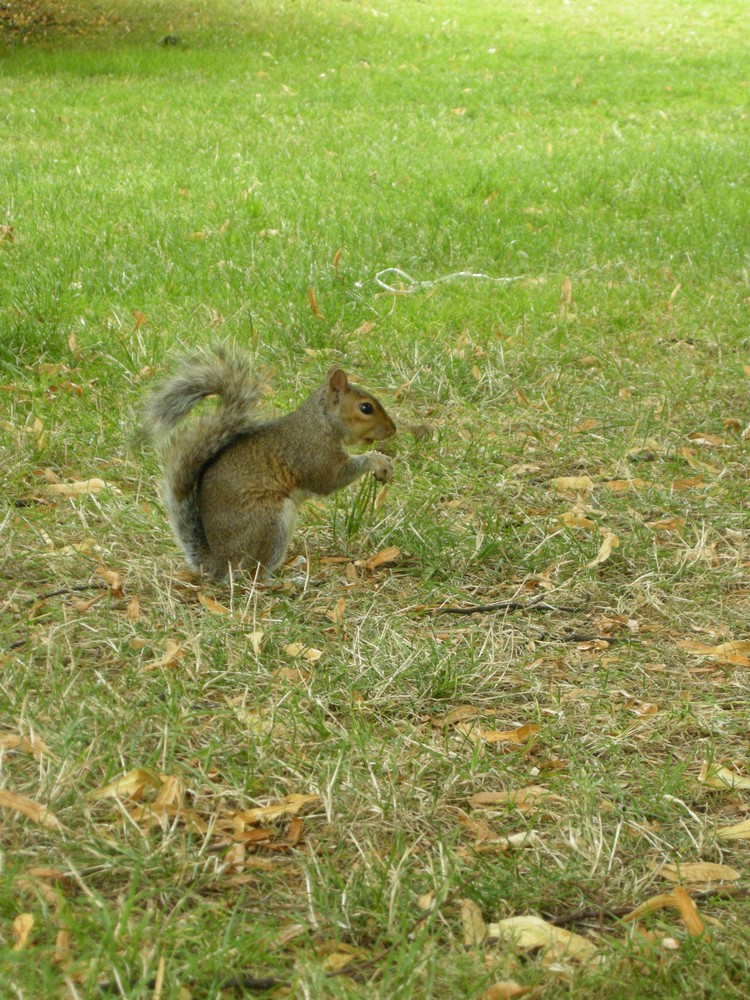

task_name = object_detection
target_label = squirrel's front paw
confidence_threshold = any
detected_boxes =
[369,453,394,483]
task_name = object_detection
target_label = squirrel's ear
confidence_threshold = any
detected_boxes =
[327,367,348,393]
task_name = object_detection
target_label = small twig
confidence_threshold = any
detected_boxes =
[436,592,579,616]
[31,583,105,602]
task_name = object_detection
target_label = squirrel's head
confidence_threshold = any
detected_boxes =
[326,367,397,445]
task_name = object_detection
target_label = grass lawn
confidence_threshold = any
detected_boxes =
[2,0,750,995]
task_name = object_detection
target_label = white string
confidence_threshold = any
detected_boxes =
[374,267,523,294]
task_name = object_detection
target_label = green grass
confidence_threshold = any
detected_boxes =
[2,0,750,996]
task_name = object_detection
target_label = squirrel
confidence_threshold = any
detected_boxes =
[142,343,397,578]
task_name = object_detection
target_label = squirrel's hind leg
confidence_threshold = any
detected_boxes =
[221,499,297,578]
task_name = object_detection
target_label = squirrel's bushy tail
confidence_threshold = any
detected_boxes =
[143,342,263,571]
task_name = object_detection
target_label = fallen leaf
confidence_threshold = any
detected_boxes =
[469,785,564,812]
[13,913,34,950]
[572,419,599,434]
[141,640,185,672]
[560,511,596,529]
[559,276,573,310]
[333,248,342,269]
[647,516,686,532]
[284,643,323,662]
[235,794,320,825]
[656,861,740,884]
[132,310,147,331]
[439,705,484,727]
[96,565,124,598]
[716,817,750,841]
[488,914,597,963]
[47,478,106,497]
[461,898,487,947]
[87,768,161,801]
[354,545,401,571]
[622,890,708,935]
[0,789,63,830]
[126,595,140,621]
[198,593,231,615]
[0,734,51,758]
[588,530,619,567]
[480,984,533,1000]
[686,431,727,448]
[552,475,594,491]
[698,762,750,790]
[482,723,539,745]
[671,475,706,492]
[307,286,324,319]
[52,928,72,965]
[677,639,750,668]
[603,478,647,492]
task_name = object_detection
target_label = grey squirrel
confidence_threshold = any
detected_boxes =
[143,343,397,578]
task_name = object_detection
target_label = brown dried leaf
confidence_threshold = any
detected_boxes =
[647,516,686,532]
[52,928,72,965]
[198,593,231,615]
[307,286,324,319]
[0,734,51,758]
[686,431,727,448]
[439,705,484,727]
[603,478,647,492]
[673,886,706,937]
[333,248,342,269]
[0,789,63,830]
[482,724,539,745]
[235,793,320,825]
[480,984,533,1000]
[677,639,750,667]
[355,545,401,571]
[671,475,706,492]
[96,565,124,598]
[126,595,140,621]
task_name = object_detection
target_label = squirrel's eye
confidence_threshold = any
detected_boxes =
[359,402,374,415]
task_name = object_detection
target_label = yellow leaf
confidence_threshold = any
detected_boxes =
[439,705,484,726]
[657,861,740,884]
[461,898,487,947]
[698,762,750,790]
[284,643,323,662]
[141,640,185,672]
[671,475,706,492]
[560,511,596,529]
[588,530,619,567]
[13,913,34,951]
[673,886,706,937]
[47,478,107,497]
[716,817,750,841]
[551,475,594,491]
[0,789,63,830]
[87,768,161,801]
[488,915,596,963]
